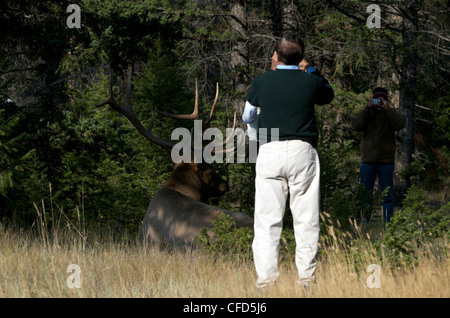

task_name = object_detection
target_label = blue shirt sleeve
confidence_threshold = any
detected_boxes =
[306,66,316,74]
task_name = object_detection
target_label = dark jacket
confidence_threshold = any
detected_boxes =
[352,106,405,163]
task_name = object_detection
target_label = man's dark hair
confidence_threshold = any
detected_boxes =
[275,32,305,65]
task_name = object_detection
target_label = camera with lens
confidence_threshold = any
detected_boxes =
[372,98,383,106]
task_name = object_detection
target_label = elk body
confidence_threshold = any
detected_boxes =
[98,68,253,247]
[140,162,253,247]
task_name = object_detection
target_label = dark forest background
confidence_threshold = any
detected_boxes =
[1,1,448,245]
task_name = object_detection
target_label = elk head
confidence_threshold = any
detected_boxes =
[163,162,229,203]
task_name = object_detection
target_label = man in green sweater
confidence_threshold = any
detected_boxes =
[352,88,405,226]
[243,32,334,288]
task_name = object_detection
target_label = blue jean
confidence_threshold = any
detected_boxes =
[360,163,395,225]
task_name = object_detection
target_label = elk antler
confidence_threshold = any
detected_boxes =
[97,67,237,155]
[96,66,175,150]
[155,79,236,152]
[210,112,237,154]
[156,80,219,129]
[204,82,220,128]
[155,79,199,120]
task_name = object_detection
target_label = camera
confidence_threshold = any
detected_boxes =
[372,98,383,105]
[369,98,384,115]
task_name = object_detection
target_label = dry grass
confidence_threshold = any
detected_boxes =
[0,222,448,298]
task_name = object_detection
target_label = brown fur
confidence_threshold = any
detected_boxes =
[139,162,253,247]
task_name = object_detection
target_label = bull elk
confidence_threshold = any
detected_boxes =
[97,67,253,247]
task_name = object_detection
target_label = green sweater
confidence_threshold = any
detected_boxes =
[246,69,334,148]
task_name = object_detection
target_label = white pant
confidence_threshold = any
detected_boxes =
[252,140,320,287]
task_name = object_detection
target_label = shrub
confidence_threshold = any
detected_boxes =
[382,185,449,266]
[195,212,300,264]
[195,213,254,262]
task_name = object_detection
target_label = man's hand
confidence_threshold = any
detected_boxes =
[271,51,279,70]
[299,59,310,72]
[367,98,390,110]
[379,100,390,110]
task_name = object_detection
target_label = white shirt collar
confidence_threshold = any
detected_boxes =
[276,65,300,70]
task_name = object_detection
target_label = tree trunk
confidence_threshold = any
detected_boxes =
[229,1,249,120]
[270,0,300,35]
[281,0,298,33]
[395,2,418,205]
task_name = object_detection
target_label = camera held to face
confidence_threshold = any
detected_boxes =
[372,98,383,106]
[369,98,384,115]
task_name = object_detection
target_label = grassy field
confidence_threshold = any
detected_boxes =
[0,223,448,298]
